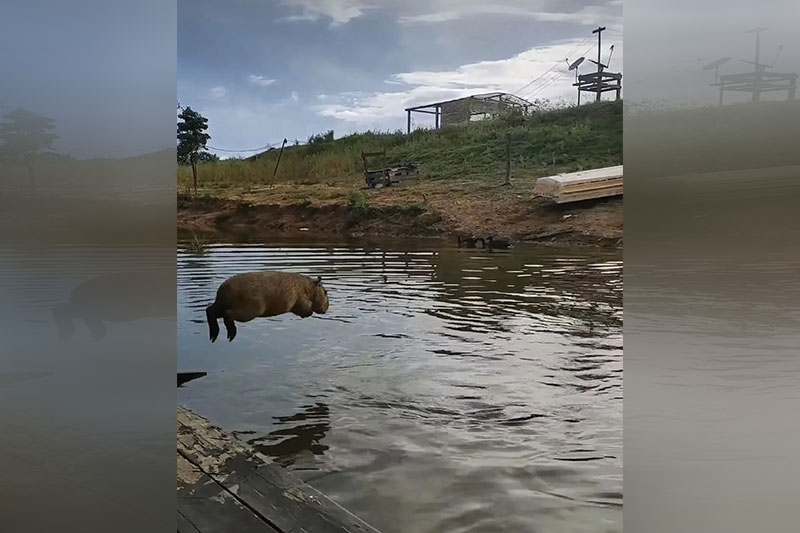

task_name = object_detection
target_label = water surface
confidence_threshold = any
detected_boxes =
[178,239,623,533]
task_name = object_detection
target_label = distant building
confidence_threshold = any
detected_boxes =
[404,92,533,133]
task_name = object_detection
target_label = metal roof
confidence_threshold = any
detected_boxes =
[405,92,533,111]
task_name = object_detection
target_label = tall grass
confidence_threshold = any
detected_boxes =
[177,100,623,188]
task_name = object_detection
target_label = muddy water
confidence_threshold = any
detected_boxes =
[177,239,623,533]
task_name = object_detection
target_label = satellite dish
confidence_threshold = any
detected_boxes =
[568,57,585,70]
[702,57,730,70]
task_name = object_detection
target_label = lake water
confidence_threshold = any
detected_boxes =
[177,239,623,533]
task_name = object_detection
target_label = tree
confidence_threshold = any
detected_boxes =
[177,106,211,193]
[0,107,59,191]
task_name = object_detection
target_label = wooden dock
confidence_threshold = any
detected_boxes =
[177,406,381,533]
[534,165,623,204]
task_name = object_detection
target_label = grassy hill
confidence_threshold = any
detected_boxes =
[178,100,622,190]
[177,100,623,246]
[625,99,800,180]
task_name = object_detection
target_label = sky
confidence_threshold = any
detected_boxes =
[0,0,175,159]
[178,0,624,158]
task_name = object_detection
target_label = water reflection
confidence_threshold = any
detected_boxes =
[243,402,332,468]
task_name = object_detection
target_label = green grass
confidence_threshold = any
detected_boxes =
[624,99,800,179]
[177,100,623,189]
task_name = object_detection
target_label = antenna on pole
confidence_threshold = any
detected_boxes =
[770,45,783,68]
[568,57,586,105]
[702,57,731,83]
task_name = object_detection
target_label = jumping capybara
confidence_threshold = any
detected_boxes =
[52,271,175,341]
[205,271,329,342]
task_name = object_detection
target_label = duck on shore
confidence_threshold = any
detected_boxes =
[484,236,512,249]
[457,235,481,248]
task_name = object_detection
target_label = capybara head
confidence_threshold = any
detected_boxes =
[311,276,329,314]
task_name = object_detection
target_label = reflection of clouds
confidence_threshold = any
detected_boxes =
[52,271,175,341]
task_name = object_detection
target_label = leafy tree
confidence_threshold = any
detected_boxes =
[0,107,59,191]
[177,106,211,193]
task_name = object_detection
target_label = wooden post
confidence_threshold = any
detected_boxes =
[271,138,287,188]
[504,132,511,185]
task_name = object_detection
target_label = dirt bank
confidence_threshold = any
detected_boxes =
[178,179,622,247]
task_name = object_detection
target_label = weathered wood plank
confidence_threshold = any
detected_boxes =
[177,405,381,533]
[178,450,280,533]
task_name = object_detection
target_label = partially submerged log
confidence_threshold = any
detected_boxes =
[177,406,381,533]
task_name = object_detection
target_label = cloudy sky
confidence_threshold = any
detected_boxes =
[178,0,623,157]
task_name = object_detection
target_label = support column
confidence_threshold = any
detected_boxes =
[407,110,411,134]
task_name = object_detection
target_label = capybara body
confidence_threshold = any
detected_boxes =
[206,271,329,342]
[52,271,175,340]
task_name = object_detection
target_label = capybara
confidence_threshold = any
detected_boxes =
[52,271,175,341]
[205,271,329,342]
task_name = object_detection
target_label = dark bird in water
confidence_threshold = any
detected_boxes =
[457,235,481,248]
[484,236,512,249]
[206,271,329,342]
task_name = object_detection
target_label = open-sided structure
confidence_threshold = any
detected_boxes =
[708,28,797,105]
[404,92,533,133]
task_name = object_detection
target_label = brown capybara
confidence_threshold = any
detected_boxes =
[205,271,329,342]
[52,271,175,341]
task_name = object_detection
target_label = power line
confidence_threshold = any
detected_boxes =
[206,142,280,153]
[520,43,595,100]
[513,35,592,95]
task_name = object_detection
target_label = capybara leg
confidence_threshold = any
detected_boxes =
[292,297,313,318]
[52,304,76,341]
[206,304,221,342]
[223,314,237,342]
[84,316,107,340]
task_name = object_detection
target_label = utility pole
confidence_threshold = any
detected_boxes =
[270,138,288,188]
[504,132,511,186]
[592,26,606,102]
[748,27,768,102]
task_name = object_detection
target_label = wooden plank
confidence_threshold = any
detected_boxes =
[178,455,279,533]
[177,406,381,533]
[534,165,623,203]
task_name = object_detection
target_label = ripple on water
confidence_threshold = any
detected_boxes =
[177,241,623,533]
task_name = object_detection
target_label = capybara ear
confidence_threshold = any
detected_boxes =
[315,276,322,285]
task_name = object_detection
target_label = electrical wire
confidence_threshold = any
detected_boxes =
[520,43,595,100]
[206,142,281,153]
[513,35,592,95]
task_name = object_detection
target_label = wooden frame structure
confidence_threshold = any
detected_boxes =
[713,71,797,105]
[574,71,622,102]
[403,92,533,134]
[711,28,798,105]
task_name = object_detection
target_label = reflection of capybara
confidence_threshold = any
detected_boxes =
[206,271,329,342]
[52,271,175,340]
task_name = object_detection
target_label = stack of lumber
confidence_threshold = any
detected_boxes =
[534,165,623,203]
